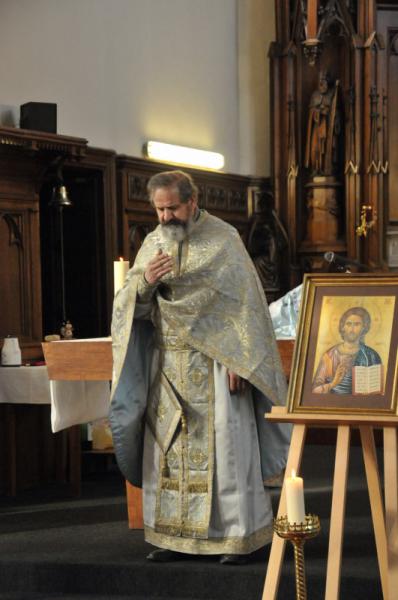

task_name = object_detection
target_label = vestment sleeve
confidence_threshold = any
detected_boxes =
[137,273,158,303]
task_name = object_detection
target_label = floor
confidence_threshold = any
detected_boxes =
[0,444,383,599]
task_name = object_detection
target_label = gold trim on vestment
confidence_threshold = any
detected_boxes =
[153,330,215,540]
[180,236,189,275]
[160,478,209,493]
[161,478,179,491]
[145,523,274,555]
[146,372,183,455]
[155,335,192,351]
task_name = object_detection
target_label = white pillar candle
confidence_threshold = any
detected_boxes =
[285,469,306,524]
[114,257,130,295]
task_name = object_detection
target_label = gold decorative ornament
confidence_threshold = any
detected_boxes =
[190,368,205,385]
[156,400,167,423]
[273,514,321,600]
[356,205,376,237]
[189,448,207,467]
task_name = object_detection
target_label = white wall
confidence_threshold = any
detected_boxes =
[238,0,275,176]
[0,0,274,176]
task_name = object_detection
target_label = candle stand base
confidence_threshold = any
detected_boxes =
[273,515,320,600]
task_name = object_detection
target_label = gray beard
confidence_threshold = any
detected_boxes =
[160,215,196,242]
[160,223,188,242]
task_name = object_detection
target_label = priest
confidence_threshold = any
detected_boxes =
[110,170,290,564]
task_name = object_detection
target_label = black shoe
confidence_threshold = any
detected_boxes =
[146,548,183,562]
[219,554,248,565]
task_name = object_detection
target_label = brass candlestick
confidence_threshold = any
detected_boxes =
[356,204,376,237]
[274,514,321,600]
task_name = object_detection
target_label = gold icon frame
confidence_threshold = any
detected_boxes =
[287,273,398,415]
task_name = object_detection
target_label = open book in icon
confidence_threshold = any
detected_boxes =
[352,364,383,395]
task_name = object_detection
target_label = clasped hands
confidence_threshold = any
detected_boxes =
[145,249,246,395]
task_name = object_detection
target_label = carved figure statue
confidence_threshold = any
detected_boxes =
[246,191,289,291]
[305,72,341,176]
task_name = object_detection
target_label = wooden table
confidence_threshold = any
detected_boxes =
[0,365,94,496]
[42,339,143,528]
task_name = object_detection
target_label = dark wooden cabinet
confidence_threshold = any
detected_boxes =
[40,147,117,339]
[0,127,88,360]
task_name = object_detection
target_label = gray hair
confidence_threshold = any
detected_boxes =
[147,170,198,205]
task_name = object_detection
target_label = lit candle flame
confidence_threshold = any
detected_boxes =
[291,469,296,479]
[119,257,124,261]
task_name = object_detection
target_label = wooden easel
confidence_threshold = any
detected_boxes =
[262,407,398,600]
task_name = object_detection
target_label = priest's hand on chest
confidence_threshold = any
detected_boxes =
[144,249,174,284]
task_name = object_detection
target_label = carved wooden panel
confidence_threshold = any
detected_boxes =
[378,10,398,229]
[0,186,42,354]
[387,28,398,223]
[0,208,32,339]
[0,125,87,158]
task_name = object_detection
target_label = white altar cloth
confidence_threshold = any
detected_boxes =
[0,366,50,405]
[50,379,110,432]
[0,366,110,432]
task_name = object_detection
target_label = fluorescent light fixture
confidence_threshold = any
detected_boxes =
[144,141,224,170]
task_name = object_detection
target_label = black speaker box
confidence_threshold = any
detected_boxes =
[20,102,57,134]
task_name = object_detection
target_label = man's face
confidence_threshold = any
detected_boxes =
[342,314,364,343]
[152,187,197,226]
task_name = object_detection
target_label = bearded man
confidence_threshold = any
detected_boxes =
[110,170,290,565]
[312,306,382,394]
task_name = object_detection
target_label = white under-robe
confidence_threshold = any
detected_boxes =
[143,351,273,554]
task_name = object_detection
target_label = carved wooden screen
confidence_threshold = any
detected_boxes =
[378,5,398,268]
[271,0,398,290]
